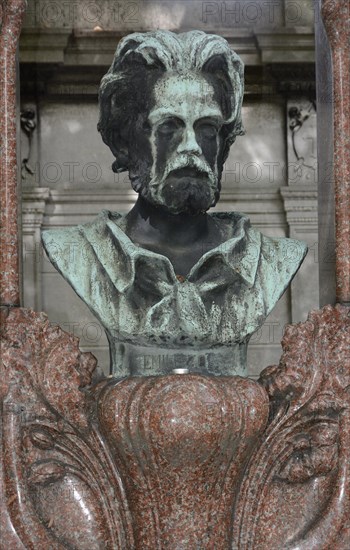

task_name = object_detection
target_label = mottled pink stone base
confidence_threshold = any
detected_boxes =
[97,374,268,549]
[1,305,349,549]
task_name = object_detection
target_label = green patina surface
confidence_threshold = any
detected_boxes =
[42,30,307,377]
[42,210,307,377]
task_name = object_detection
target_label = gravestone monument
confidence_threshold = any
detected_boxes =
[1,5,349,549]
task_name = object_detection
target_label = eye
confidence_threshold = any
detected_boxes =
[157,118,183,137]
[196,122,220,139]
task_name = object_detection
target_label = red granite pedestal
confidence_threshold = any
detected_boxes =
[1,304,349,549]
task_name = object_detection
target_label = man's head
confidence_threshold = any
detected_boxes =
[98,30,244,215]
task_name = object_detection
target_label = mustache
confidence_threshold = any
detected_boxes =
[163,155,213,180]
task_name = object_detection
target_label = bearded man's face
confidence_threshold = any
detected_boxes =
[127,73,225,215]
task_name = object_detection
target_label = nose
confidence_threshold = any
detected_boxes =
[176,126,202,156]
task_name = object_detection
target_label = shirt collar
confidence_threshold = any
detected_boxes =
[82,210,261,291]
[186,212,261,287]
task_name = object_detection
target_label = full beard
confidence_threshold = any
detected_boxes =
[132,155,220,215]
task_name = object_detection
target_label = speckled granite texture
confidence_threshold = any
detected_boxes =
[0,0,26,306]
[321,0,350,304]
[97,373,268,549]
[1,304,349,549]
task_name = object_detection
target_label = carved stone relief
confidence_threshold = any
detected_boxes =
[287,99,317,186]
[1,304,349,549]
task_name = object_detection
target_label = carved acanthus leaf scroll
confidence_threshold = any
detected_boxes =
[0,307,134,549]
[232,304,350,550]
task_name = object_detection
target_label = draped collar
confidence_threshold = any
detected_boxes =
[80,210,261,294]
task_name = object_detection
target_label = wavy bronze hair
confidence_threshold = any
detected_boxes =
[98,30,245,174]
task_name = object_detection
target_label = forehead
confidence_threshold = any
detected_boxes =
[149,73,223,123]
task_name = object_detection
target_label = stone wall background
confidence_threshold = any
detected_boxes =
[19,0,319,378]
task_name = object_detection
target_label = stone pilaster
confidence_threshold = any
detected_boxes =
[22,188,50,310]
[281,185,319,322]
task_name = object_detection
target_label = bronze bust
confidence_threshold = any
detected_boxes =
[42,30,307,377]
